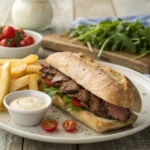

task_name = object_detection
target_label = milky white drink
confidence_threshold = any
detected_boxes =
[11,0,53,31]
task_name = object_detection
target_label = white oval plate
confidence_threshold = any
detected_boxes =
[0,61,150,144]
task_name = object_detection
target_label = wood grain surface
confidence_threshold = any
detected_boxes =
[1,0,150,149]
[42,33,150,73]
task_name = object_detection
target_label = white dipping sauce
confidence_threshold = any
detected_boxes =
[9,97,46,111]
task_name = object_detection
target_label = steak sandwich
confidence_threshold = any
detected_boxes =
[41,52,142,132]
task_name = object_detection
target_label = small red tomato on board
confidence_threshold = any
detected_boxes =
[41,119,58,132]
[24,36,35,45]
[2,26,16,39]
[0,39,7,46]
[19,39,28,47]
[72,99,83,108]
[62,120,77,132]
[45,78,55,87]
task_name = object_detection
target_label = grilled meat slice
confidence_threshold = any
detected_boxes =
[67,93,78,98]
[80,101,90,110]
[60,80,80,94]
[94,111,110,119]
[48,67,59,75]
[105,102,130,122]
[54,82,62,87]
[51,72,70,83]
[78,89,90,102]
[89,94,102,112]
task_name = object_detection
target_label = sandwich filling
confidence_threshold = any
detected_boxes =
[40,64,130,122]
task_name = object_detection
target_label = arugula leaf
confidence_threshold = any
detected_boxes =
[44,87,61,97]
[67,103,83,111]
[114,33,136,53]
[63,95,71,104]
[69,19,150,58]
[143,28,150,43]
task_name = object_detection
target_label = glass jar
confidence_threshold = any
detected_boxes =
[11,0,53,31]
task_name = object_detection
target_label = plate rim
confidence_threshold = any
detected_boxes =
[0,61,150,144]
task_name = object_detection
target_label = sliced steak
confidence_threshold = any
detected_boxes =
[105,102,130,122]
[80,101,90,110]
[67,93,78,98]
[94,111,110,119]
[51,72,70,83]
[46,75,53,80]
[60,80,80,94]
[48,67,59,75]
[78,89,90,102]
[54,82,62,87]
[89,94,102,112]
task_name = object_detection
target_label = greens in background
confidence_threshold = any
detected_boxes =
[69,19,150,58]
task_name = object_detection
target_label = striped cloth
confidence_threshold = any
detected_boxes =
[72,15,150,77]
[72,14,150,28]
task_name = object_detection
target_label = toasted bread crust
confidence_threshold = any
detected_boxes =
[46,52,142,112]
[52,95,138,132]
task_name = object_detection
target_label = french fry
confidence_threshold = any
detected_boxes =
[0,62,11,111]
[20,86,29,90]
[9,75,29,92]
[11,64,27,78]
[36,73,41,81]
[26,65,42,74]
[0,54,38,67]
[28,74,38,90]
[9,74,41,92]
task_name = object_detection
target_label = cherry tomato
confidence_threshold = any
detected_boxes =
[41,119,58,132]
[0,34,3,41]
[19,39,28,47]
[72,99,83,108]
[62,120,77,132]
[16,28,26,37]
[17,28,25,34]
[24,36,35,45]
[8,40,15,47]
[45,78,55,86]
[2,26,16,39]
[0,39,7,46]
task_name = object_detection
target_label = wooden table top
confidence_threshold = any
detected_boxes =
[0,0,150,149]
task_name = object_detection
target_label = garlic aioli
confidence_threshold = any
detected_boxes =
[9,97,46,111]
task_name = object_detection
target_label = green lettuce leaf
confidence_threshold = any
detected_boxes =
[67,103,83,111]
[63,95,71,104]
[44,87,61,97]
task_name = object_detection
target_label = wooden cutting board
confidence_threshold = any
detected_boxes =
[42,33,150,74]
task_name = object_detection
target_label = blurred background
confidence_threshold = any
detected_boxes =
[1,0,150,32]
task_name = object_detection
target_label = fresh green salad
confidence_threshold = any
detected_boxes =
[69,19,150,58]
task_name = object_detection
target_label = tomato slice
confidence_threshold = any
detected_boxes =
[45,78,55,87]
[2,26,16,39]
[72,99,83,108]
[41,119,58,132]
[62,120,77,132]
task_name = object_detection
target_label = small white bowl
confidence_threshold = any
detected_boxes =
[0,30,42,58]
[4,90,52,126]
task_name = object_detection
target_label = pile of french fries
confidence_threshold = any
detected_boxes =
[0,54,42,112]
